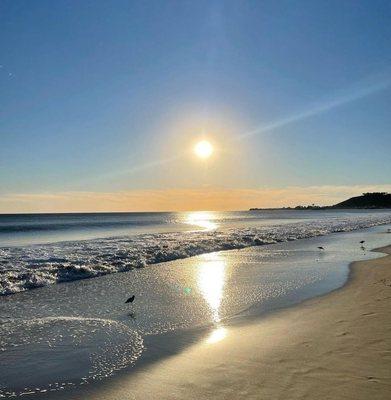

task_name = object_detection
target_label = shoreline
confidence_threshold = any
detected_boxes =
[64,244,391,400]
[2,215,391,296]
[2,229,391,399]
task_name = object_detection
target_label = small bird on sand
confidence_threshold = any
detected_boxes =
[317,246,325,250]
[125,295,135,303]
[360,240,365,244]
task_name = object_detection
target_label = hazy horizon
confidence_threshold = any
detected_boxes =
[1,185,391,214]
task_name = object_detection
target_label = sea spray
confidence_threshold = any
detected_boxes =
[1,213,391,295]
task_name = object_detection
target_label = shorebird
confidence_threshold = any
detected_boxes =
[317,246,325,250]
[360,240,365,244]
[125,295,135,303]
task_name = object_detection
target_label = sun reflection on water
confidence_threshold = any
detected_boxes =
[185,211,218,231]
[206,327,227,344]
[197,253,227,323]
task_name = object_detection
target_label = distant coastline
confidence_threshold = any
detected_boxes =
[250,192,391,211]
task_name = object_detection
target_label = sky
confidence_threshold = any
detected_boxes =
[1,0,390,212]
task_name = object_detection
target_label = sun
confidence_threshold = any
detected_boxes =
[194,140,213,159]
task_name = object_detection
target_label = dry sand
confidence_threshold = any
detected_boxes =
[77,246,391,400]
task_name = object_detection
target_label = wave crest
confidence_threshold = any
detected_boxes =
[1,214,390,295]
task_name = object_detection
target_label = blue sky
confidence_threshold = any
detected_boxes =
[1,0,390,211]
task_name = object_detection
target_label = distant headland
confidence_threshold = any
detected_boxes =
[250,192,391,211]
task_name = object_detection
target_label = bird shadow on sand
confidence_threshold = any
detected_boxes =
[127,311,137,320]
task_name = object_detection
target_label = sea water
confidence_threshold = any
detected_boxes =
[1,211,391,397]
[1,210,391,295]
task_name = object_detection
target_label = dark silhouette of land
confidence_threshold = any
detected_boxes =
[331,192,391,209]
[250,192,391,211]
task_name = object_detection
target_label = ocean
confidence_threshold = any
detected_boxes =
[1,210,391,398]
[1,210,391,296]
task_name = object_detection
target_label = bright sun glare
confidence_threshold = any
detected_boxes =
[194,140,213,159]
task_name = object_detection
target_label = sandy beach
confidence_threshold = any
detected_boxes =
[2,226,391,399]
[3,2,391,398]
[73,245,391,400]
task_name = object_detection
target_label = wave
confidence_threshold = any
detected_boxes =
[0,316,143,397]
[1,214,391,296]
[0,218,171,233]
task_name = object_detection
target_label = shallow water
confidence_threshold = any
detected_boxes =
[1,224,390,398]
[1,210,391,295]
[0,317,143,396]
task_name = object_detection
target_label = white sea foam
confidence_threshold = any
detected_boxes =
[0,316,143,397]
[1,214,391,295]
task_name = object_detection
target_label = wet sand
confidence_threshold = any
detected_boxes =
[81,245,391,399]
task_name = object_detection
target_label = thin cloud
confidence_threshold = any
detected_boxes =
[237,76,391,140]
[1,185,391,213]
[91,74,391,184]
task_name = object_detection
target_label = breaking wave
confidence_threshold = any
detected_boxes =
[1,213,391,295]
